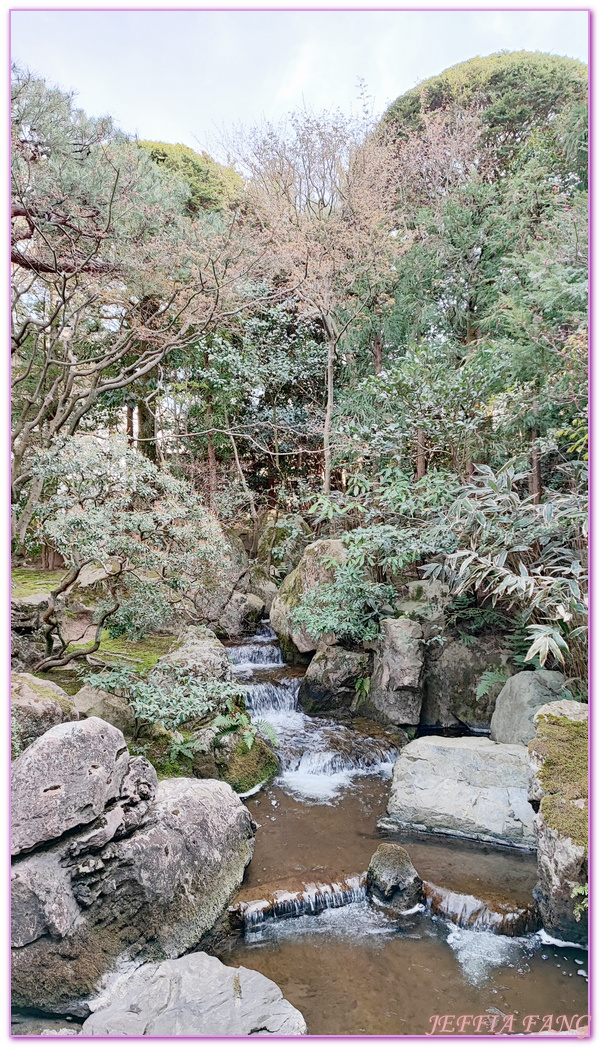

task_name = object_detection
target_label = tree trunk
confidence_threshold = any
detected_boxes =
[323,334,336,494]
[372,333,383,375]
[416,428,427,480]
[126,405,134,447]
[137,400,157,462]
[205,405,218,513]
[530,428,542,505]
[228,428,259,559]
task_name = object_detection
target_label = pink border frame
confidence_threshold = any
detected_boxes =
[7,8,592,1040]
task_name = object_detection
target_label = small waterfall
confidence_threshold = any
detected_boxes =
[230,874,367,930]
[227,626,399,801]
[424,882,541,937]
[245,679,300,716]
[228,643,284,668]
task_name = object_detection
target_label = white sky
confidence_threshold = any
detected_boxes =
[10,9,589,158]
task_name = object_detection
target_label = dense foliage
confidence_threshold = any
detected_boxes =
[12,50,588,681]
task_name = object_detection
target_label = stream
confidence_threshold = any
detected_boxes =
[215,623,589,1036]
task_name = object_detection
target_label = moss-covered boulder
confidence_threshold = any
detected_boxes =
[11,673,78,752]
[528,703,588,945]
[191,725,278,795]
[270,538,346,661]
[257,511,312,579]
[422,634,512,731]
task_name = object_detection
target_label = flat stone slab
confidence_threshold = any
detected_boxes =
[383,735,536,849]
[81,952,307,1035]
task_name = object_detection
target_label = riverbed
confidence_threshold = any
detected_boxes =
[214,625,589,1036]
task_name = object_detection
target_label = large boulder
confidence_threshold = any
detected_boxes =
[11,673,78,750]
[158,625,233,681]
[81,952,306,1036]
[11,717,130,856]
[298,643,372,715]
[528,702,588,945]
[383,735,535,849]
[215,591,265,639]
[365,618,424,726]
[270,539,346,659]
[490,670,568,744]
[366,843,423,912]
[73,684,135,737]
[11,721,256,1014]
[257,511,312,579]
[421,635,512,731]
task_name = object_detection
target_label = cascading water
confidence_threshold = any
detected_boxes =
[227,623,399,801]
[217,622,588,1034]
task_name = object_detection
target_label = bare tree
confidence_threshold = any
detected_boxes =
[229,109,404,493]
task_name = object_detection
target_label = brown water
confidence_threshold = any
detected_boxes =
[216,781,589,1036]
[213,627,589,1037]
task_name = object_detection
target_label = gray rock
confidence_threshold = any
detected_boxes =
[158,625,233,681]
[298,643,371,714]
[528,702,588,945]
[422,635,512,730]
[248,565,278,614]
[11,717,130,856]
[270,539,346,657]
[367,843,423,911]
[11,630,43,672]
[11,672,78,749]
[81,952,306,1035]
[490,670,567,744]
[216,591,265,639]
[11,769,256,1013]
[12,850,81,947]
[73,683,135,737]
[366,618,424,726]
[384,736,536,848]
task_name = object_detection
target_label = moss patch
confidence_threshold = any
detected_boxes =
[220,737,278,794]
[32,670,83,696]
[530,713,588,851]
[68,631,175,672]
[130,738,193,780]
[11,568,66,598]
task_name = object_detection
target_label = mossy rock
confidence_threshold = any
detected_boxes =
[530,712,588,851]
[218,736,279,795]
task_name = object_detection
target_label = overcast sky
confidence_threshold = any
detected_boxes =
[11,9,589,157]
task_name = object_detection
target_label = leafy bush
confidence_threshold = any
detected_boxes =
[291,560,396,643]
[84,664,246,735]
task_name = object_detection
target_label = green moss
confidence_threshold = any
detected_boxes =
[220,737,278,794]
[11,568,66,598]
[68,631,175,672]
[530,713,588,851]
[129,738,192,780]
[33,670,83,696]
